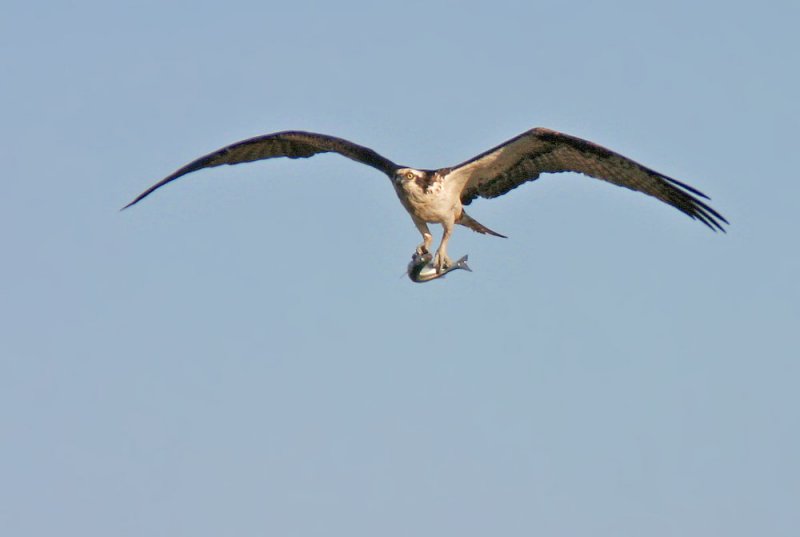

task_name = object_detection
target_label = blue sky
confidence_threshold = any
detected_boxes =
[1,1,798,535]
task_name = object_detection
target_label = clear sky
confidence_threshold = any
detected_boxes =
[1,0,798,535]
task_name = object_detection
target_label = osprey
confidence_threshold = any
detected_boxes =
[124,127,727,272]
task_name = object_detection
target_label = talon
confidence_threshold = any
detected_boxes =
[416,244,429,256]
[433,252,452,273]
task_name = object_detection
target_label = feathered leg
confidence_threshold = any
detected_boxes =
[434,220,454,273]
[413,218,433,255]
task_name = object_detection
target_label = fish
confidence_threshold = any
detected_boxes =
[407,252,472,283]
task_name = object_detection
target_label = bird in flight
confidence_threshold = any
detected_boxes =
[124,127,727,272]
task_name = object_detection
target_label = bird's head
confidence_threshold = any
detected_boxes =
[394,167,427,185]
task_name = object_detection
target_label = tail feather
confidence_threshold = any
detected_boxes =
[457,210,507,238]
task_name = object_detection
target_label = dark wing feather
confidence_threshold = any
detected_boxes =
[123,131,399,209]
[451,127,728,231]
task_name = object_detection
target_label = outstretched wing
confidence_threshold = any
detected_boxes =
[123,131,399,209]
[450,127,727,231]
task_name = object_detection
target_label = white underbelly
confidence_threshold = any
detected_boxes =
[395,182,459,223]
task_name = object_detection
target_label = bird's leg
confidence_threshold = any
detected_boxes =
[434,221,454,273]
[413,219,433,255]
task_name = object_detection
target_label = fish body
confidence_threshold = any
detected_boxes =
[407,252,471,283]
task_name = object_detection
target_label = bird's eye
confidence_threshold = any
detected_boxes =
[406,172,414,179]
